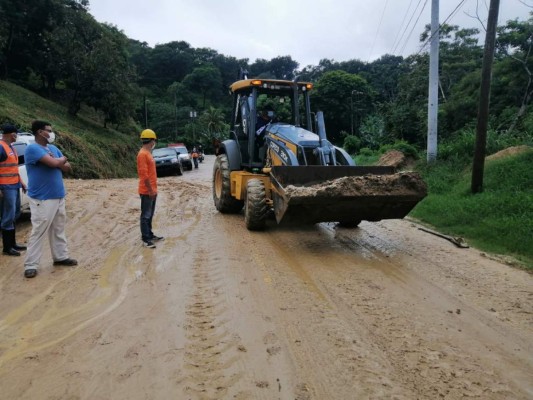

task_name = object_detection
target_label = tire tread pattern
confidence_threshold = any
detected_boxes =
[213,154,244,213]
[245,179,267,230]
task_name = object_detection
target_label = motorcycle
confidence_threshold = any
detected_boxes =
[198,152,204,163]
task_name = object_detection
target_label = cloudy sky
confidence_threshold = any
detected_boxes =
[88,0,530,67]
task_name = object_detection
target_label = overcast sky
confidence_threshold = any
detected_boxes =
[88,0,530,67]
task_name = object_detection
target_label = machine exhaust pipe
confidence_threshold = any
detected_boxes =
[315,111,336,165]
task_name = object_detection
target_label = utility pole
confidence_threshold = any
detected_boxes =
[143,95,148,128]
[350,90,361,136]
[427,0,439,163]
[174,92,178,140]
[189,110,197,144]
[472,0,500,193]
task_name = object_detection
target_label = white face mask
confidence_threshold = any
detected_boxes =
[46,131,56,144]
[151,141,156,150]
[41,130,55,144]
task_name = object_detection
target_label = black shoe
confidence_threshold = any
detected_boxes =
[3,248,21,256]
[53,258,78,266]
[13,243,27,251]
[24,268,37,278]
[151,235,165,242]
[143,240,156,248]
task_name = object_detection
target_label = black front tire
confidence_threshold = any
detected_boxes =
[245,179,267,231]
[213,154,244,213]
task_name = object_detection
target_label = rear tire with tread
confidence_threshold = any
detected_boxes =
[213,154,244,213]
[245,179,267,231]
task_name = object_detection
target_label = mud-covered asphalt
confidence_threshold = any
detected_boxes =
[0,155,531,399]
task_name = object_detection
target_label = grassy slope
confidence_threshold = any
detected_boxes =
[411,149,533,268]
[0,81,139,178]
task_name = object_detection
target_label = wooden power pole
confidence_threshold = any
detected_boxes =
[471,0,500,193]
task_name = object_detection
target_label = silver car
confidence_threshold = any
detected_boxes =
[169,145,193,170]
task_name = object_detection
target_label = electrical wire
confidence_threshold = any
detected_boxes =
[389,0,417,54]
[414,0,468,56]
[399,0,429,55]
[368,0,390,61]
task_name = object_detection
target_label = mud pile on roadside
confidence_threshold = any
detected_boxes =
[486,145,531,161]
[284,172,427,198]
[377,150,407,168]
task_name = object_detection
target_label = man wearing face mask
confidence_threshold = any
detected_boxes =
[23,120,77,279]
[0,123,27,256]
[137,129,164,248]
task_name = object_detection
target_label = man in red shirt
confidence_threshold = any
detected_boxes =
[137,129,164,248]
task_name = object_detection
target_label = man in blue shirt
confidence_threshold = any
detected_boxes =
[23,120,77,279]
[0,123,27,256]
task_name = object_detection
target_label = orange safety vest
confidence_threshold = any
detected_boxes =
[0,141,19,185]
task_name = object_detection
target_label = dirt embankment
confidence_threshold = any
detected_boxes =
[0,155,531,399]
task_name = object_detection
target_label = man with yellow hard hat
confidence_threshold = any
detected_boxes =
[137,129,164,248]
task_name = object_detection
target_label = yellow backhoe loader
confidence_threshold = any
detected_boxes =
[212,71,427,230]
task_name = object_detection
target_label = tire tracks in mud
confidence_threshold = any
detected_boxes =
[242,228,415,399]
[236,222,532,399]
[318,222,533,399]
[181,247,242,398]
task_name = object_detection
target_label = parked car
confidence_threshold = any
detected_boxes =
[168,144,193,170]
[152,147,183,176]
[0,131,35,145]
[0,141,30,220]
[15,132,35,144]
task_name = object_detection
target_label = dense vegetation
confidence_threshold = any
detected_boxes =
[0,80,138,178]
[1,0,531,153]
[1,1,531,266]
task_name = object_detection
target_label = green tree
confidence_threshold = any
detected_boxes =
[495,14,533,132]
[143,41,194,90]
[249,56,299,79]
[312,70,374,143]
[182,64,223,109]
[83,25,138,127]
[0,0,73,80]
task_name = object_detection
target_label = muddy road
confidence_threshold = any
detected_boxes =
[0,155,531,399]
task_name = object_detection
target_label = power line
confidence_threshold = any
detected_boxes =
[392,0,426,55]
[415,0,469,55]
[399,0,429,55]
[368,0,390,61]
[390,0,417,54]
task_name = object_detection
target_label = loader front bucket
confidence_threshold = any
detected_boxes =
[269,166,427,225]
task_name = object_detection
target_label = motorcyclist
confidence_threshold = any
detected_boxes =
[198,145,204,163]
[191,146,199,169]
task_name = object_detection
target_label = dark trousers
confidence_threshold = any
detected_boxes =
[140,194,156,242]
[0,188,20,230]
[193,158,199,168]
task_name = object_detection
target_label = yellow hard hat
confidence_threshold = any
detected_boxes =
[140,129,157,140]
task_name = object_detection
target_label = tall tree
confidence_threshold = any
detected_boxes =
[182,64,223,109]
[312,70,374,143]
[495,14,533,132]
